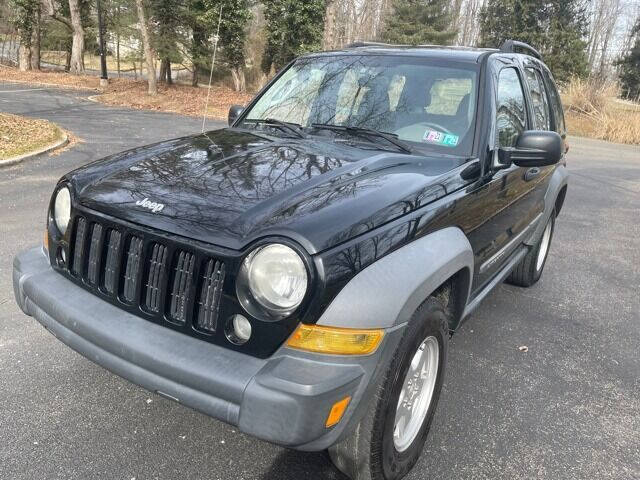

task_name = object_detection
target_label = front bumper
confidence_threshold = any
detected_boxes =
[13,246,403,451]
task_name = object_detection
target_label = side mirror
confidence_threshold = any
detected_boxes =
[498,130,563,168]
[228,105,244,126]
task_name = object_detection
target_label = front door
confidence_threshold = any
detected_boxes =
[467,65,545,293]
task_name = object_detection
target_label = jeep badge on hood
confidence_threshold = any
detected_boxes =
[135,197,165,213]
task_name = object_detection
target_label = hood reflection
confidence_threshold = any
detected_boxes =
[73,128,464,253]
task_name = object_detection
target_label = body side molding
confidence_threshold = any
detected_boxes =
[317,227,474,329]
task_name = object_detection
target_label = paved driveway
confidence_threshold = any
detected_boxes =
[1,82,638,480]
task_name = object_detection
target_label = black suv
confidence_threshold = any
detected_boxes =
[13,41,568,480]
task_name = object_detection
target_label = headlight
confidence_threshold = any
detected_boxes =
[237,243,308,318]
[53,187,71,235]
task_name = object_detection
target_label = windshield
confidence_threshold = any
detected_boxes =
[240,55,478,156]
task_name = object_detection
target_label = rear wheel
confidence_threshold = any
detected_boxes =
[507,211,555,287]
[328,297,448,480]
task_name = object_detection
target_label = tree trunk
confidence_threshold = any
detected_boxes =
[116,4,121,77]
[192,65,198,86]
[166,61,172,85]
[65,49,71,71]
[18,43,31,71]
[191,25,206,87]
[135,0,157,95]
[68,0,85,73]
[31,6,41,70]
[231,67,246,92]
[159,58,167,83]
[159,58,171,84]
[323,0,338,50]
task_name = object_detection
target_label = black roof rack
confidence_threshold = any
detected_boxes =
[499,40,541,59]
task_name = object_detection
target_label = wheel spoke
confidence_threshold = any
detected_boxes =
[410,345,424,372]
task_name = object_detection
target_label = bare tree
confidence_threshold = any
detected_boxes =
[68,0,85,73]
[135,0,157,95]
[328,0,393,46]
[18,42,31,71]
[457,0,485,46]
[30,3,41,70]
[587,0,622,78]
[323,0,338,49]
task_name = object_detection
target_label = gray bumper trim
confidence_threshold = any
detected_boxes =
[13,247,400,450]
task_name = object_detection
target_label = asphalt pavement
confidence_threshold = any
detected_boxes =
[1,82,638,480]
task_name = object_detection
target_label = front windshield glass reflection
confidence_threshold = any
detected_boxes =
[241,55,478,156]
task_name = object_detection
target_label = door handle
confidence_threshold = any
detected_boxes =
[524,167,540,182]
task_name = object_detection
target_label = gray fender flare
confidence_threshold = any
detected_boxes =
[317,227,474,329]
[526,164,568,246]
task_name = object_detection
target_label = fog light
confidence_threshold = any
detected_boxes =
[226,314,252,345]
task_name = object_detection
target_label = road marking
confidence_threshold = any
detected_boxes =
[0,88,48,94]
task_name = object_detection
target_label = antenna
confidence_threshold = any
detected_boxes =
[202,5,223,133]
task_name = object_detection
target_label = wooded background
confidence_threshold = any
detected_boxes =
[1,0,639,100]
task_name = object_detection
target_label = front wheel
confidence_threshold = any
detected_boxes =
[328,297,448,480]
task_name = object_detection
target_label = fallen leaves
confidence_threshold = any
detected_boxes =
[94,81,253,120]
[0,65,254,120]
[0,113,64,160]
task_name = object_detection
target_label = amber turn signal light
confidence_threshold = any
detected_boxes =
[326,396,351,428]
[43,230,49,254]
[286,324,384,355]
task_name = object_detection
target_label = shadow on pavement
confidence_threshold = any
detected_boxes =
[260,449,348,480]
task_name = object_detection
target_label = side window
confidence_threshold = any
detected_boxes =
[524,67,551,130]
[543,71,566,135]
[496,68,527,147]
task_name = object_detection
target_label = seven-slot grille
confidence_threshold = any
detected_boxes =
[68,215,225,335]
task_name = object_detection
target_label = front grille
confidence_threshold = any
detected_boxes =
[68,214,227,337]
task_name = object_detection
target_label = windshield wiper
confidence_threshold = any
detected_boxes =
[245,118,306,138]
[311,123,413,154]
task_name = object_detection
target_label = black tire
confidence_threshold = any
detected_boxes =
[328,297,449,480]
[507,211,556,287]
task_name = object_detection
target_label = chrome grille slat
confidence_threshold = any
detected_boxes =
[144,243,167,312]
[123,236,143,303]
[87,223,103,285]
[103,229,121,294]
[196,259,226,333]
[169,251,195,324]
[71,217,87,276]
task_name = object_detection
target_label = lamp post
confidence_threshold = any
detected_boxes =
[97,0,108,87]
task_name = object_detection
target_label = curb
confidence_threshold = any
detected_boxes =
[0,133,69,167]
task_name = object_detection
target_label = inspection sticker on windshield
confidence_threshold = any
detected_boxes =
[423,129,459,147]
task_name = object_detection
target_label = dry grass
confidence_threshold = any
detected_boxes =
[0,113,64,160]
[0,65,253,120]
[562,77,640,145]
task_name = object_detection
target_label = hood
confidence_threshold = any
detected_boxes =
[70,128,465,253]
